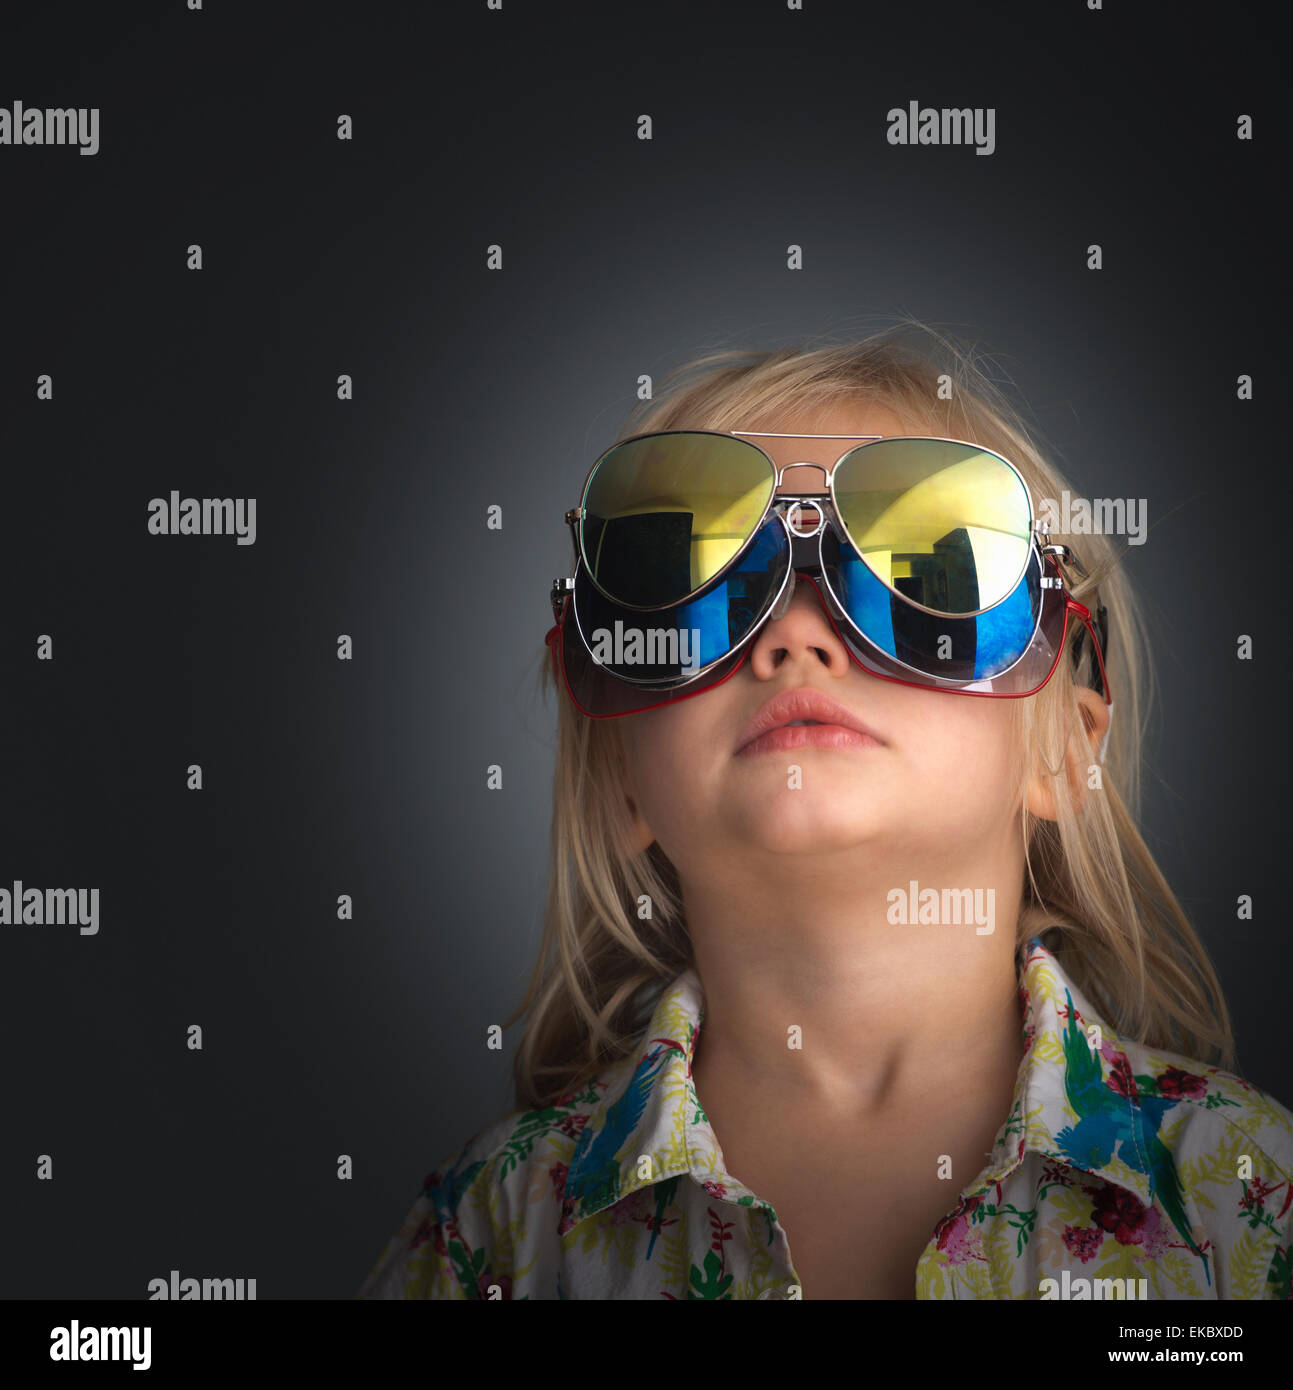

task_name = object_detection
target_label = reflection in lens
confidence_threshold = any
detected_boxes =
[573,520,788,681]
[581,432,775,607]
[820,526,1041,682]
[832,439,1031,615]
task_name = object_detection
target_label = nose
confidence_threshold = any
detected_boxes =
[747,572,853,680]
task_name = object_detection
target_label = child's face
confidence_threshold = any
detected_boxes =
[617,402,1025,872]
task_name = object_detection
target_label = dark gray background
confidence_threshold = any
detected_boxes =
[0,1,1285,1298]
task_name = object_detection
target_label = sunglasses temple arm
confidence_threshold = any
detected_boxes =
[1065,597,1115,760]
[548,508,583,623]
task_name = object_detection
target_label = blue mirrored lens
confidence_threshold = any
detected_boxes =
[574,519,787,678]
[823,529,1040,680]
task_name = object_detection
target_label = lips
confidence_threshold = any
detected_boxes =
[734,686,884,755]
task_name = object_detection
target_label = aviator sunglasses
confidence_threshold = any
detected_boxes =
[545,429,1111,720]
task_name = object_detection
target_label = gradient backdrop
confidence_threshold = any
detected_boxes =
[0,1,1284,1298]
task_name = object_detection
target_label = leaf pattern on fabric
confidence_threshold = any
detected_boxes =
[357,939,1293,1300]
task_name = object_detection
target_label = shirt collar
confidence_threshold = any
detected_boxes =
[562,936,1155,1226]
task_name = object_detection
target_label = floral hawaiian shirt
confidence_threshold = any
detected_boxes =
[357,936,1293,1299]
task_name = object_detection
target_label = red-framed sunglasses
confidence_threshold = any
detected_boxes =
[544,429,1111,724]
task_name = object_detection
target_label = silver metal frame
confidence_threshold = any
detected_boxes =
[565,428,1043,622]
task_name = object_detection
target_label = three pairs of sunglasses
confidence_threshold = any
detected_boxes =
[546,430,1110,719]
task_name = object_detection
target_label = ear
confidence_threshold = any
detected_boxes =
[626,790,655,852]
[615,727,657,852]
[1025,687,1112,822]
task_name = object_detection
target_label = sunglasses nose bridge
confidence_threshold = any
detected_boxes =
[771,487,834,544]
[774,460,832,489]
[767,528,839,623]
[762,505,836,623]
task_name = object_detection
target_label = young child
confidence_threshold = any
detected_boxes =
[358,328,1293,1300]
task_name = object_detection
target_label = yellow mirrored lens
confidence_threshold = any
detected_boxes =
[582,433,774,607]
[833,440,1031,615]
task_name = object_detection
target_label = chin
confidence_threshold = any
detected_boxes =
[736,800,884,855]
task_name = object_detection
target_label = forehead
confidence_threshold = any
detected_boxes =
[733,400,915,490]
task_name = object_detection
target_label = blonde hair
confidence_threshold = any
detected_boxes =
[507,321,1236,1108]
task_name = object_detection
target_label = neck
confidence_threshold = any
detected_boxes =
[684,842,1027,1123]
